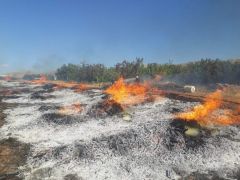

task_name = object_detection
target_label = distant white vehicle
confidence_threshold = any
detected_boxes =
[184,85,196,93]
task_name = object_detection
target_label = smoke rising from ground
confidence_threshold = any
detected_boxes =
[32,54,68,74]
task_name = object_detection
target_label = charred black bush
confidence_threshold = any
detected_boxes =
[38,105,60,112]
[31,91,55,100]
[42,113,78,125]
[164,119,211,150]
[87,99,123,117]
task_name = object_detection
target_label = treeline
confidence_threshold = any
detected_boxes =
[56,64,119,82]
[55,58,240,84]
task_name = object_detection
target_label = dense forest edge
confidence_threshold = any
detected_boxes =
[50,58,240,85]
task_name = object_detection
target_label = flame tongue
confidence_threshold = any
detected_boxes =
[105,77,147,106]
[211,108,240,125]
[30,77,97,92]
[178,90,222,121]
[31,75,48,84]
[177,90,240,126]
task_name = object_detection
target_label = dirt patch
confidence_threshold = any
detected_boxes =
[0,95,30,179]
[0,97,16,128]
[0,97,6,128]
[0,138,30,180]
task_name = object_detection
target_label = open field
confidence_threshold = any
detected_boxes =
[0,80,239,180]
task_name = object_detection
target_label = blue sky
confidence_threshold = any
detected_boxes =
[0,0,240,73]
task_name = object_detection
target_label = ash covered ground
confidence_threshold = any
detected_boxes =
[0,80,240,180]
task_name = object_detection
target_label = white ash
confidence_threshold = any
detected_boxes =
[0,81,239,180]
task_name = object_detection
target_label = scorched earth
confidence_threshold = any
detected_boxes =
[0,80,239,180]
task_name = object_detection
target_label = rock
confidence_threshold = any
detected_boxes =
[122,113,132,121]
[184,126,199,137]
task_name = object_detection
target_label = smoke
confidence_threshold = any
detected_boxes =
[0,63,9,68]
[32,54,67,73]
[0,54,10,73]
[0,62,11,74]
[161,59,240,85]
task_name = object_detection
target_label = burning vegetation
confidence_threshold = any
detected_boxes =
[58,103,83,115]
[30,75,99,92]
[31,75,48,84]
[1,63,240,179]
[105,77,163,108]
[176,90,240,126]
[3,76,12,81]
[105,77,147,106]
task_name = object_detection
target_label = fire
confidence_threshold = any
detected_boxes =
[30,76,98,92]
[31,75,48,84]
[53,81,97,92]
[211,106,240,125]
[53,81,79,89]
[105,77,148,106]
[58,103,82,115]
[4,76,12,81]
[177,90,240,126]
[74,83,94,92]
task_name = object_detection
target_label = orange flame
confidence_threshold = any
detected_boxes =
[4,76,12,81]
[177,90,240,126]
[58,103,82,115]
[31,75,48,84]
[53,81,97,92]
[30,76,98,92]
[73,83,96,92]
[53,81,79,89]
[105,77,148,106]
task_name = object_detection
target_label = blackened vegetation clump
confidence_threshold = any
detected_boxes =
[30,91,55,100]
[42,84,57,92]
[164,119,211,150]
[182,170,240,180]
[72,126,160,160]
[42,113,82,125]
[30,83,57,100]
[38,105,60,112]
[88,99,123,118]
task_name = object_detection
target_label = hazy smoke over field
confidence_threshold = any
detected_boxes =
[0,54,10,73]
[0,63,9,68]
[0,55,67,75]
[32,54,67,73]
[161,59,240,85]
